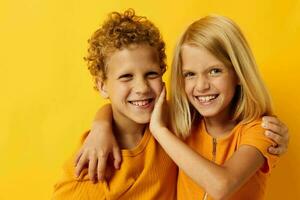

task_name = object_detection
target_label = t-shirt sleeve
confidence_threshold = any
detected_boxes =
[52,131,106,200]
[239,119,279,174]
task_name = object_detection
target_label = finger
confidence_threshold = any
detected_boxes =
[156,86,166,105]
[88,151,98,183]
[268,146,286,155]
[262,116,282,126]
[113,147,122,169]
[74,148,83,166]
[265,130,284,145]
[262,121,283,136]
[97,151,108,181]
[263,116,289,137]
[75,153,88,178]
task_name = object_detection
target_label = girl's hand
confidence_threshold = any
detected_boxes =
[74,122,121,183]
[262,116,289,155]
[149,85,168,135]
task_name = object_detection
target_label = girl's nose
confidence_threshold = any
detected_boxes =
[195,76,210,92]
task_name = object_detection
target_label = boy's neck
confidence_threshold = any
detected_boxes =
[112,112,146,150]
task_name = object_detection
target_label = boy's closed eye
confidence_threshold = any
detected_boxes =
[146,71,160,79]
[118,74,133,81]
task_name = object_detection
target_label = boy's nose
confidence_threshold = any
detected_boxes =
[134,79,150,95]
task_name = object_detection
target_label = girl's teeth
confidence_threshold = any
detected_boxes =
[197,95,217,103]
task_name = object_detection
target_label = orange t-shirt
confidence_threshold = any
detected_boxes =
[177,119,278,200]
[53,128,177,200]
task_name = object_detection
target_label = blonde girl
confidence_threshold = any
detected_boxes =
[149,15,281,199]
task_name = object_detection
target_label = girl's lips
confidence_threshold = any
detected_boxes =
[194,94,219,105]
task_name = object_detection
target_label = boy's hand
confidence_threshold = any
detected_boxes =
[262,116,289,155]
[74,122,121,183]
[150,85,168,135]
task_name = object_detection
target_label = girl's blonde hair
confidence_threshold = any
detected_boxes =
[170,15,273,139]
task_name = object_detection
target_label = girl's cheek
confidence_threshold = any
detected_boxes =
[184,81,192,94]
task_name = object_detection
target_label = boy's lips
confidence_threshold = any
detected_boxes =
[128,98,155,108]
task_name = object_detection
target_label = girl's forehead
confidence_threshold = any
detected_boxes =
[181,45,227,70]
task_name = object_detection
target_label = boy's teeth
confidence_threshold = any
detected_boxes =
[130,100,150,106]
[197,95,217,103]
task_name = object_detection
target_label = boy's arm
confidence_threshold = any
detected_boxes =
[262,116,289,155]
[74,104,121,183]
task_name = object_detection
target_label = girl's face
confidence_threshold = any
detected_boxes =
[181,44,238,121]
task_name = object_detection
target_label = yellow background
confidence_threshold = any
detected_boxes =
[1,0,299,199]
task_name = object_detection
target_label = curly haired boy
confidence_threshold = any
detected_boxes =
[52,9,177,200]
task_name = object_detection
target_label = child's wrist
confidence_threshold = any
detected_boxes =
[151,126,167,136]
[91,121,112,131]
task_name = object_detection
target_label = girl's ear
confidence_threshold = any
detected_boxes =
[237,78,241,85]
[96,78,109,99]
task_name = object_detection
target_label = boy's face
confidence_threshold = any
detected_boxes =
[98,44,163,125]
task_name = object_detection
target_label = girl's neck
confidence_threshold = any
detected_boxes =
[203,110,237,138]
[112,111,146,150]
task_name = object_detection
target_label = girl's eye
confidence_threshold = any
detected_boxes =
[209,68,222,76]
[146,71,160,79]
[183,72,195,78]
[118,74,133,81]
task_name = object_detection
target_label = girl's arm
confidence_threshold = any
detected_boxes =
[149,88,272,200]
[153,127,263,200]
[74,104,121,183]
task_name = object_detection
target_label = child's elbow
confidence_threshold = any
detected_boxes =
[208,177,237,200]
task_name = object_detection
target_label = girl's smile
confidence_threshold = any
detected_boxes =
[194,94,219,105]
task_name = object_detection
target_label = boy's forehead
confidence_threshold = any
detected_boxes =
[106,44,160,66]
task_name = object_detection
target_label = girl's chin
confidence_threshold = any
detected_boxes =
[194,106,221,118]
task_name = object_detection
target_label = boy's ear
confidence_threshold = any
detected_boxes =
[96,78,109,99]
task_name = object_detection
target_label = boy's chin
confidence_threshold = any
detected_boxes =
[131,115,151,125]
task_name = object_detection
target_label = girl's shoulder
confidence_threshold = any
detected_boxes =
[235,118,263,133]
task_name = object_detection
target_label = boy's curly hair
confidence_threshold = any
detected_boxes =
[85,9,166,90]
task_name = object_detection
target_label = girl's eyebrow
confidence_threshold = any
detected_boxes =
[206,64,224,69]
[204,62,227,71]
[182,63,224,71]
[182,68,194,73]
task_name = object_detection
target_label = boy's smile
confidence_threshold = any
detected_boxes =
[98,44,163,125]
[128,98,155,108]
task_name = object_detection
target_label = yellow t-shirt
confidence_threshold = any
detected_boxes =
[53,128,177,200]
[177,119,278,200]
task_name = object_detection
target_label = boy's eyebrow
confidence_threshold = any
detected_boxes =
[116,71,132,77]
